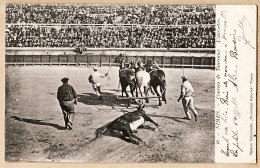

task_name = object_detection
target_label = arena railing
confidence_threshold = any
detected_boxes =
[5,47,215,69]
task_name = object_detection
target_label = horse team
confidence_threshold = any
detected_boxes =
[116,55,167,106]
[94,55,169,144]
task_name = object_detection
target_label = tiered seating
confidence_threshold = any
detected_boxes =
[5,4,215,48]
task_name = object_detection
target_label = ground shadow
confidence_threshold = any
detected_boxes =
[11,116,66,130]
[103,128,139,144]
[148,114,190,124]
[77,91,138,109]
[95,123,137,145]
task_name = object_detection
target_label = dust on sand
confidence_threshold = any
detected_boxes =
[5,66,215,162]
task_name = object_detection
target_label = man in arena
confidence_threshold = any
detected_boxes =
[90,67,108,100]
[146,59,160,72]
[57,78,77,130]
[128,57,143,69]
[118,54,127,70]
[177,76,198,121]
[153,60,160,69]
[128,58,136,69]
[150,60,160,70]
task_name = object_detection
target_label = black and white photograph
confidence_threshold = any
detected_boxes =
[5,4,217,162]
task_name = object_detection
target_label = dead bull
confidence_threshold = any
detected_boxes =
[95,105,159,144]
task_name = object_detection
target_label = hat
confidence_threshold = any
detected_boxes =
[61,77,69,82]
[181,76,188,80]
[93,67,98,71]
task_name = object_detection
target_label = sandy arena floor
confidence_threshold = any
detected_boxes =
[5,66,215,162]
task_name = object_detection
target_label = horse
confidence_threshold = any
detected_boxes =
[149,70,167,106]
[119,69,136,98]
[135,66,151,103]
[116,56,136,106]
[95,104,159,144]
[146,59,167,106]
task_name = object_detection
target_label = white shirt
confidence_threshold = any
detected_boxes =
[92,71,105,84]
[181,81,195,97]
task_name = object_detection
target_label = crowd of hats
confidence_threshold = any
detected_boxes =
[5,4,215,48]
[6,4,215,25]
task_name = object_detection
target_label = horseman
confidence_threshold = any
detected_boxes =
[146,59,160,72]
[118,54,127,70]
[128,57,143,70]
[151,60,160,70]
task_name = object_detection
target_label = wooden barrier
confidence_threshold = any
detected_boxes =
[5,54,215,69]
[5,48,215,69]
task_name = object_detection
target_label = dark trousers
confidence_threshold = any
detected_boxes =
[59,100,75,129]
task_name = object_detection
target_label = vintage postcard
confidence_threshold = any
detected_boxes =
[3,3,257,164]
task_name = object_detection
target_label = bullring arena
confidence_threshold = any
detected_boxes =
[5,4,215,163]
[5,63,215,162]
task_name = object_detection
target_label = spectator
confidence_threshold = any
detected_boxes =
[5,4,216,48]
[6,4,215,25]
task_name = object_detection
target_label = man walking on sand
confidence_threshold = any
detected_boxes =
[57,77,77,130]
[177,76,198,121]
[89,67,108,100]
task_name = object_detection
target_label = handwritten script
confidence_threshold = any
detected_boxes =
[216,11,256,158]
[216,6,256,162]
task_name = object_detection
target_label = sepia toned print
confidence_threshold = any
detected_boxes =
[6,4,216,162]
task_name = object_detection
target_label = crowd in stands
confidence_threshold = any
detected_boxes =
[6,4,215,25]
[5,25,215,48]
[5,4,215,48]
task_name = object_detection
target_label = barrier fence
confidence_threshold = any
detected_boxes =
[5,53,215,69]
